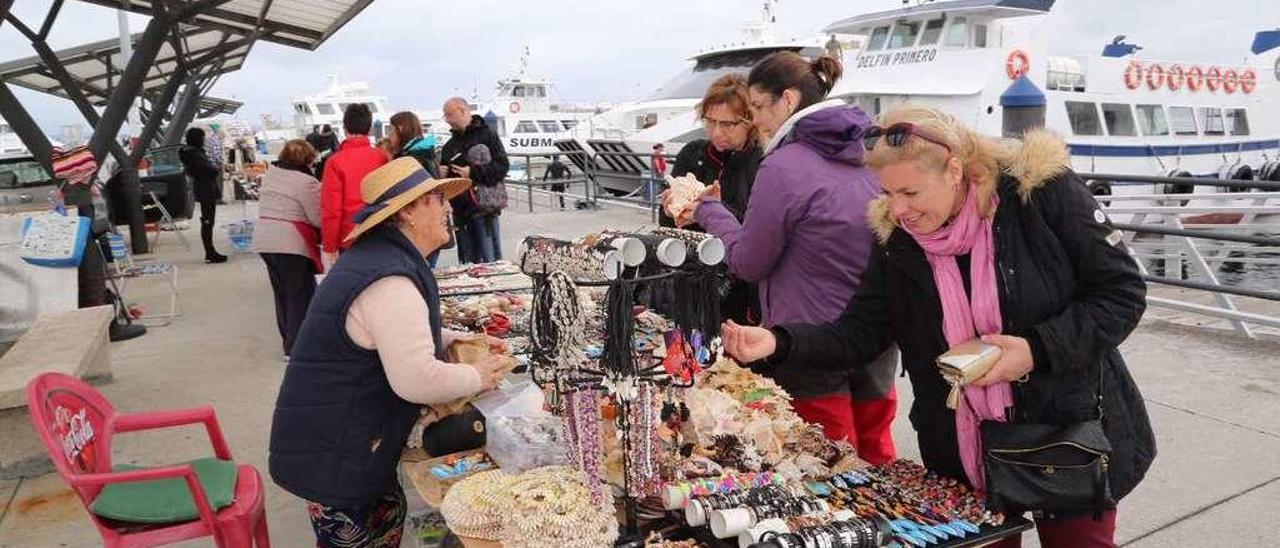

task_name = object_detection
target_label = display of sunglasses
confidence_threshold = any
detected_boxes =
[863,123,953,154]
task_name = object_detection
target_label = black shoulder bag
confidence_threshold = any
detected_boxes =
[981,364,1114,516]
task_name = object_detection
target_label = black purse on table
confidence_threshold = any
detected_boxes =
[981,365,1114,516]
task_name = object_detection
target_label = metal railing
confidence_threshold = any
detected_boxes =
[1084,172,1280,338]
[504,150,672,220]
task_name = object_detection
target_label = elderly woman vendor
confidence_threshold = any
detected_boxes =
[269,157,512,547]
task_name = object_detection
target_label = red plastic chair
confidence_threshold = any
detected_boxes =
[26,372,270,547]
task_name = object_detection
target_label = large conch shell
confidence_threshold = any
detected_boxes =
[664,175,707,218]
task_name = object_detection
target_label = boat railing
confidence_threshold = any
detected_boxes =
[1083,172,1280,338]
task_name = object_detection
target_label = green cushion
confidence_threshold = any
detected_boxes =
[89,458,238,524]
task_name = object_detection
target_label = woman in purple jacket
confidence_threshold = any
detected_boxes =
[679,52,899,464]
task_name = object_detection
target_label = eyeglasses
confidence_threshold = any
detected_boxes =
[702,117,749,132]
[863,123,952,154]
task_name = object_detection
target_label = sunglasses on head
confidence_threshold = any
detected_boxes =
[863,123,952,154]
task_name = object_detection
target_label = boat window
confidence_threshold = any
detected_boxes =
[973,24,988,48]
[534,86,547,98]
[1225,108,1250,135]
[1064,101,1102,136]
[316,103,335,115]
[537,120,561,133]
[364,103,379,113]
[1168,106,1198,136]
[1199,107,1225,136]
[561,120,579,130]
[919,18,946,46]
[513,86,526,98]
[944,17,968,47]
[1100,103,1138,136]
[888,21,921,49]
[866,26,891,51]
[513,121,539,133]
[1134,105,1169,136]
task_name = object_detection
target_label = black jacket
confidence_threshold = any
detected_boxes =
[662,139,762,227]
[666,139,763,324]
[179,145,221,203]
[772,131,1155,501]
[440,115,509,222]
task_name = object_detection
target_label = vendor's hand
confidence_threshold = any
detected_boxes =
[485,335,511,355]
[321,251,338,271]
[972,334,1034,386]
[721,320,776,363]
[452,165,471,179]
[471,354,512,391]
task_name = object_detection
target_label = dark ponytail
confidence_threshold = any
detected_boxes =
[747,52,843,111]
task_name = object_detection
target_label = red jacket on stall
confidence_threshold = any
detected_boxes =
[320,135,389,252]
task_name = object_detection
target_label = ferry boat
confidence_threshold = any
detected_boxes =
[289,77,393,142]
[561,0,834,194]
[822,0,1280,205]
[450,49,606,157]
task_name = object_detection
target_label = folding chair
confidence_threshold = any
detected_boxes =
[104,232,182,326]
[144,190,192,252]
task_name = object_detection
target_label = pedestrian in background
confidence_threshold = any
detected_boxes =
[179,127,228,263]
[255,139,322,359]
[320,103,389,268]
[440,97,509,264]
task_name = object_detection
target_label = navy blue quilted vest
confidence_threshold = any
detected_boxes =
[269,225,444,509]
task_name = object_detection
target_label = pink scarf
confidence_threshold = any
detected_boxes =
[903,185,1013,490]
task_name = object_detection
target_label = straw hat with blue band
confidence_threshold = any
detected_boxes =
[344,156,472,243]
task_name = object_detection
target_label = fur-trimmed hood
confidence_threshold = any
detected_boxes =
[867,129,1071,243]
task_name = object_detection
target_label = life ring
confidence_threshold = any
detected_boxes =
[1166,64,1185,91]
[1186,65,1204,91]
[1240,69,1258,93]
[1145,64,1166,90]
[1222,68,1239,93]
[1005,50,1030,79]
[1205,66,1222,92]
[508,101,520,114]
[1123,60,1143,90]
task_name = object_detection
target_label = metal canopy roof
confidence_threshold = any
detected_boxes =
[198,95,244,115]
[74,0,375,51]
[0,26,251,106]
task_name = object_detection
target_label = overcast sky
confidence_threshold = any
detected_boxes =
[1,0,1275,136]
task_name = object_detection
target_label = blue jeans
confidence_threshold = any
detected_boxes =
[457,215,501,264]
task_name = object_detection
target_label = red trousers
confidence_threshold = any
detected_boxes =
[790,389,898,465]
[990,510,1117,548]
